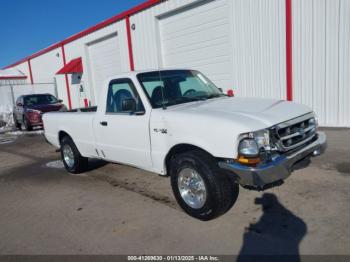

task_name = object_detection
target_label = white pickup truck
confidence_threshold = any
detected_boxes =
[44,69,327,220]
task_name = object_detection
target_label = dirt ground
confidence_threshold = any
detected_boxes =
[0,128,349,256]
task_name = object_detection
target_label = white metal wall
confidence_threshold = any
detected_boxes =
[27,47,70,108]
[30,47,63,83]
[10,62,31,83]
[293,0,350,127]
[159,0,232,89]
[87,34,122,101]
[64,21,129,107]
[130,0,196,71]
[5,0,350,126]
[230,0,286,99]
[130,0,286,98]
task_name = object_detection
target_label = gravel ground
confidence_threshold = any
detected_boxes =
[0,128,349,256]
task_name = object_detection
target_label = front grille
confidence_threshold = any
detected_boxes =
[272,113,317,152]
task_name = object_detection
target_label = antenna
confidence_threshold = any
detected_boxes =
[158,69,166,110]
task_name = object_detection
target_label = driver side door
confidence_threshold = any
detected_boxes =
[93,78,152,170]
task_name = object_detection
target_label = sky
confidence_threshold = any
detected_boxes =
[0,0,145,68]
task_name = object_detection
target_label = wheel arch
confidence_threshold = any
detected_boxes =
[58,130,72,145]
[164,143,215,175]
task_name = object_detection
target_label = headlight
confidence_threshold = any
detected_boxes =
[238,139,259,157]
[252,129,271,150]
[238,129,271,158]
[309,115,318,128]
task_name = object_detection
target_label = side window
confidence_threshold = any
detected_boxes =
[106,78,144,113]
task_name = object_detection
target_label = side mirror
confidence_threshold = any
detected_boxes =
[122,98,137,112]
[58,99,63,103]
[17,103,23,107]
[227,89,235,97]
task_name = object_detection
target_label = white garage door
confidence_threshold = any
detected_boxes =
[88,34,122,102]
[159,0,231,89]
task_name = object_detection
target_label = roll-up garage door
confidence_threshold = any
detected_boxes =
[159,0,231,89]
[88,34,122,101]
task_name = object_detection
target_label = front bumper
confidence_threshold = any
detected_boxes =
[26,112,43,126]
[219,131,327,190]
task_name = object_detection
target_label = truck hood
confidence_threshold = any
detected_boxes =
[167,97,313,129]
[151,97,314,160]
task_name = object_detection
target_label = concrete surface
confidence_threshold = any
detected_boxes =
[0,128,349,255]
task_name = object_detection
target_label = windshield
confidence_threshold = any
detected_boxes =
[137,70,225,108]
[24,94,58,106]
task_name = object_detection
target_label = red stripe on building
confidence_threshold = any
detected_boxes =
[126,16,135,71]
[0,76,27,80]
[286,0,293,101]
[61,44,72,110]
[28,59,34,84]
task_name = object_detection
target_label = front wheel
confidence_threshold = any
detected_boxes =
[60,136,88,174]
[22,117,32,131]
[170,150,239,221]
[13,114,21,129]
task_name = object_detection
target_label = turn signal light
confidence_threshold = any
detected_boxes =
[238,156,261,165]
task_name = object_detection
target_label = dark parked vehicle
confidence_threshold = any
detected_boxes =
[13,94,67,131]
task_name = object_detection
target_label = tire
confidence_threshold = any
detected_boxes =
[13,114,21,129]
[60,136,88,174]
[22,117,32,131]
[170,149,239,221]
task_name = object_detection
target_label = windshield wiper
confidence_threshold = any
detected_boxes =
[165,95,222,108]
[176,97,207,102]
[164,97,206,107]
[206,93,227,99]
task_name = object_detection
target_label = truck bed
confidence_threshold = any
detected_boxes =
[68,106,98,113]
[43,109,97,157]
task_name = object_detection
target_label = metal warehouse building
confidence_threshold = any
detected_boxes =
[1,0,349,127]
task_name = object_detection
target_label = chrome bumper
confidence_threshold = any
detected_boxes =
[219,131,327,190]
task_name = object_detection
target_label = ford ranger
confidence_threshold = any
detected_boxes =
[43,69,327,221]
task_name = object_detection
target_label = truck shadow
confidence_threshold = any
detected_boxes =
[86,158,108,172]
[237,193,307,262]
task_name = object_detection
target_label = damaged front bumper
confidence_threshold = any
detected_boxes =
[219,131,327,190]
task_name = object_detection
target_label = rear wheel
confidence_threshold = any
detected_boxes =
[170,150,239,221]
[60,136,88,173]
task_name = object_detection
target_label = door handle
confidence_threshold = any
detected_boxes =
[100,121,108,126]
